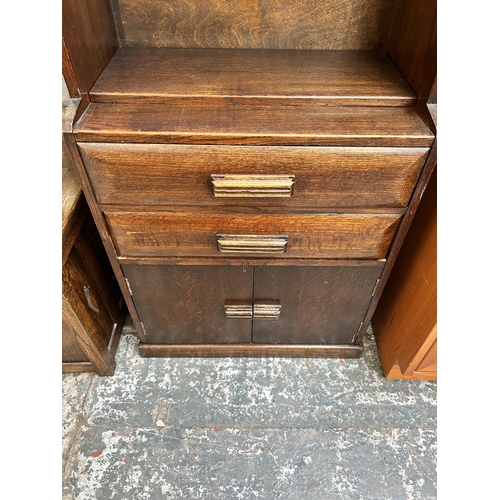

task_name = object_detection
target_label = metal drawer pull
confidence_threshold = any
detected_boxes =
[83,286,99,314]
[224,302,281,320]
[211,174,295,197]
[253,303,282,320]
[224,304,253,319]
[216,234,288,253]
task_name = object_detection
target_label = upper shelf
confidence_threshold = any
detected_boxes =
[90,48,416,107]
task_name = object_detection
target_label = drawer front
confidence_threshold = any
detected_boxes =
[105,211,402,259]
[79,143,428,208]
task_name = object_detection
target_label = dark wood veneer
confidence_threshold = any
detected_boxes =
[253,265,384,345]
[123,264,253,345]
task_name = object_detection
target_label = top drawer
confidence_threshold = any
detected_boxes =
[78,143,428,209]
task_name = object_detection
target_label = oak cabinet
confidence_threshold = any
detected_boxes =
[63,0,436,360]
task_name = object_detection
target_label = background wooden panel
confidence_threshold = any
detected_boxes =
[105,210,402,259]
[74,104,434,147]
[79,143,429,208]
[122,264,253,344]
[109,0,394,50]
[90,48,415,106]
[253,264,384,345]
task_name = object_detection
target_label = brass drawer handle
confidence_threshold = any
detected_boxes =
[224,304,253,319]
[224,302,281,320]
[253,303,282,320]
[211,174,295,197]
[216,234,288,253]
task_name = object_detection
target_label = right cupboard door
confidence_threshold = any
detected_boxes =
[252,263,385,345]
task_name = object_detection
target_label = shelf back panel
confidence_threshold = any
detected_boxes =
[110,0,394,50]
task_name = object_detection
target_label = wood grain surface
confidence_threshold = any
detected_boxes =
[74,103,434,147]
[62,130,85,263]
[105,210,402,259]
[62,0,118,97]
[62,245,117,374]
[62,297,90,363]
[109,0,394,50]
[79,143,428,208]
[372,167,436,379]
[253,264,384,344]
[138,343,363,358]
[386,0,437,106]
[90,48,415,106]
[122,264,253,344]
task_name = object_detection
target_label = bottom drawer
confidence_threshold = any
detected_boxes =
[122,261,384,347]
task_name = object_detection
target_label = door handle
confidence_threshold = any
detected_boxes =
[253,303,282,320]
[224,301,281,320]
[216,234,288,253]
[224,304,253,319]
[211,174,294,197]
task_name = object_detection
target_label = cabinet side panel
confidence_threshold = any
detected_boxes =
[385,0,437,104]
[62,0,119,97]
[62,299,90,363]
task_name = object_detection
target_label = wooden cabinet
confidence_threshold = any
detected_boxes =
[62,133,127,375]
[62,0,436,359]
[372,167,437,380]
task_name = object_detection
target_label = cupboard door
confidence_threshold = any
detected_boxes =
[122,264,253,344]
[252,264,384,345]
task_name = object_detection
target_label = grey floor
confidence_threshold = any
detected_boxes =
[62,321,437,500]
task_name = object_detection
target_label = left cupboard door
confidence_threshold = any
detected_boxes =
[121,264,253,344]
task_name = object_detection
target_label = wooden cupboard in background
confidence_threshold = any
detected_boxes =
[372,166,437,380]
[62,126,127,375]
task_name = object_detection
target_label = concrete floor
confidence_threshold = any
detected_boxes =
[62,322,437,500]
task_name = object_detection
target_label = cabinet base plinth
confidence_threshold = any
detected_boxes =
[138,343,363,358]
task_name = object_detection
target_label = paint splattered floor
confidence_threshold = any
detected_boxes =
[62,322,437,499]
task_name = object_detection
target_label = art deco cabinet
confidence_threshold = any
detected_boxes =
[62,0,437,358]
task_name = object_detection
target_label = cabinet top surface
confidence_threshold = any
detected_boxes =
[90,48,416,106]
[74,103,433,147]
